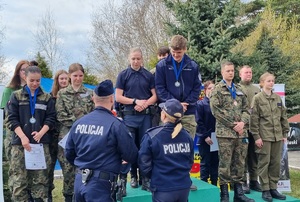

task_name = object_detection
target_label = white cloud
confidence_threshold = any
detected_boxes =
[0,0,104,71]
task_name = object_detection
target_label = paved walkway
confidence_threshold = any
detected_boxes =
[288,151,300,170]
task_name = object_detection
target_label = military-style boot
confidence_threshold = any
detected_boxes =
[220,184,229,202]
[120,176,127,197]
[233,183,255,202]
[242,181,250,194]
[270,189,286,200]
[141,177,151,192]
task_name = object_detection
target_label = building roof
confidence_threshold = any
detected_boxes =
[288,114,300,123]
[41,77,95,93]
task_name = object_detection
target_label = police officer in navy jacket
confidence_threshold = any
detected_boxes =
[65,80,138,202]
[139,99,194,202]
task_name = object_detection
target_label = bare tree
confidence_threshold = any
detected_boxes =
[0,3,7,84]
[32,8,65,73]
[88,0,172,82]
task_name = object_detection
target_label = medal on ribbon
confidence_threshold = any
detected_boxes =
[172,56,185,87]
[25,86,39,124]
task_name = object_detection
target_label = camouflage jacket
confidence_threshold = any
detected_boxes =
[210,81,250,138]
[250,91,289,141]
[56,85,94,128]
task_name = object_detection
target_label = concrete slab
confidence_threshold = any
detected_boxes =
[288,151,300,170]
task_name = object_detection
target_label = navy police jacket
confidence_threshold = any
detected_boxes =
[65,107,138,174]
[195,96,216,145]
[139,123,194,192]
[155,54,201,115]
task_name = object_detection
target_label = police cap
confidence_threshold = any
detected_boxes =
[159,99,183,119]
[94,79,114,96]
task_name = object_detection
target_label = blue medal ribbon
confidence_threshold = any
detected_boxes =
[223,80,236,99]
[25,86,39,118]
[171,56,185,82]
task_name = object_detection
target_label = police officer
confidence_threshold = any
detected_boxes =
[139,99,194,202]
[239,65,261,194]
[115,47,157,190]
[65,80,138,202]
[210,61,254,202]
[250,72,289,201]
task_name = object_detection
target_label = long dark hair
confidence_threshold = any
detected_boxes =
[7,60,30,89]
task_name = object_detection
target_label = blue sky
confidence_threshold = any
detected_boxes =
[0,0,252,82]
[1,0,98,79]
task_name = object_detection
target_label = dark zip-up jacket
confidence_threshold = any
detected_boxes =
[155,54,201,115]
[196,96,216,145]
[7,86,56,145]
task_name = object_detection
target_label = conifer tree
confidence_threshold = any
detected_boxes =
[164,0,258,80]
[35,52,53,78]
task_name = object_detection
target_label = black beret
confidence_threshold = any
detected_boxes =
[94,79,114,96]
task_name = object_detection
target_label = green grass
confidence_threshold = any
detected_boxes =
[53,169,300,201]
[53,178,63,201]
[289,169,300,199]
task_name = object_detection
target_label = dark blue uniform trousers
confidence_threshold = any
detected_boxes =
[199,143,219,185]
[123,114,151,178]
[74,173,114,202]
[152,188,190,202]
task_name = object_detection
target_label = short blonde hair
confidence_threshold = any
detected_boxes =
[170,35,187,50]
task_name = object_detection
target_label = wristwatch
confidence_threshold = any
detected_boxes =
[133,98,137,105]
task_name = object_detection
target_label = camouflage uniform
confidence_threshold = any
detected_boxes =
[240,81,260,183]
[10,145,51,201]
[1,87,20,201]
[6,87,56,202]
[210,81,250,185]
[56,85,94,198]
[250,91,289,191]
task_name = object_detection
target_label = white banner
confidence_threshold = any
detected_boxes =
[278,142,291,193]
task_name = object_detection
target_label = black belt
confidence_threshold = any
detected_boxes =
[76,169,117,182]
[123,108,151,115]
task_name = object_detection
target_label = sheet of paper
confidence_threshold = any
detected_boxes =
[24,144,46,170]
[58,132,70,149]
[210,132,219,152]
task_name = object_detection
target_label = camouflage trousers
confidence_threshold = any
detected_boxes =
[181,114,197,139]
[58,126,76,196]
[3,128,12,202]
[10,144,51,202]
[218,137,248,185]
